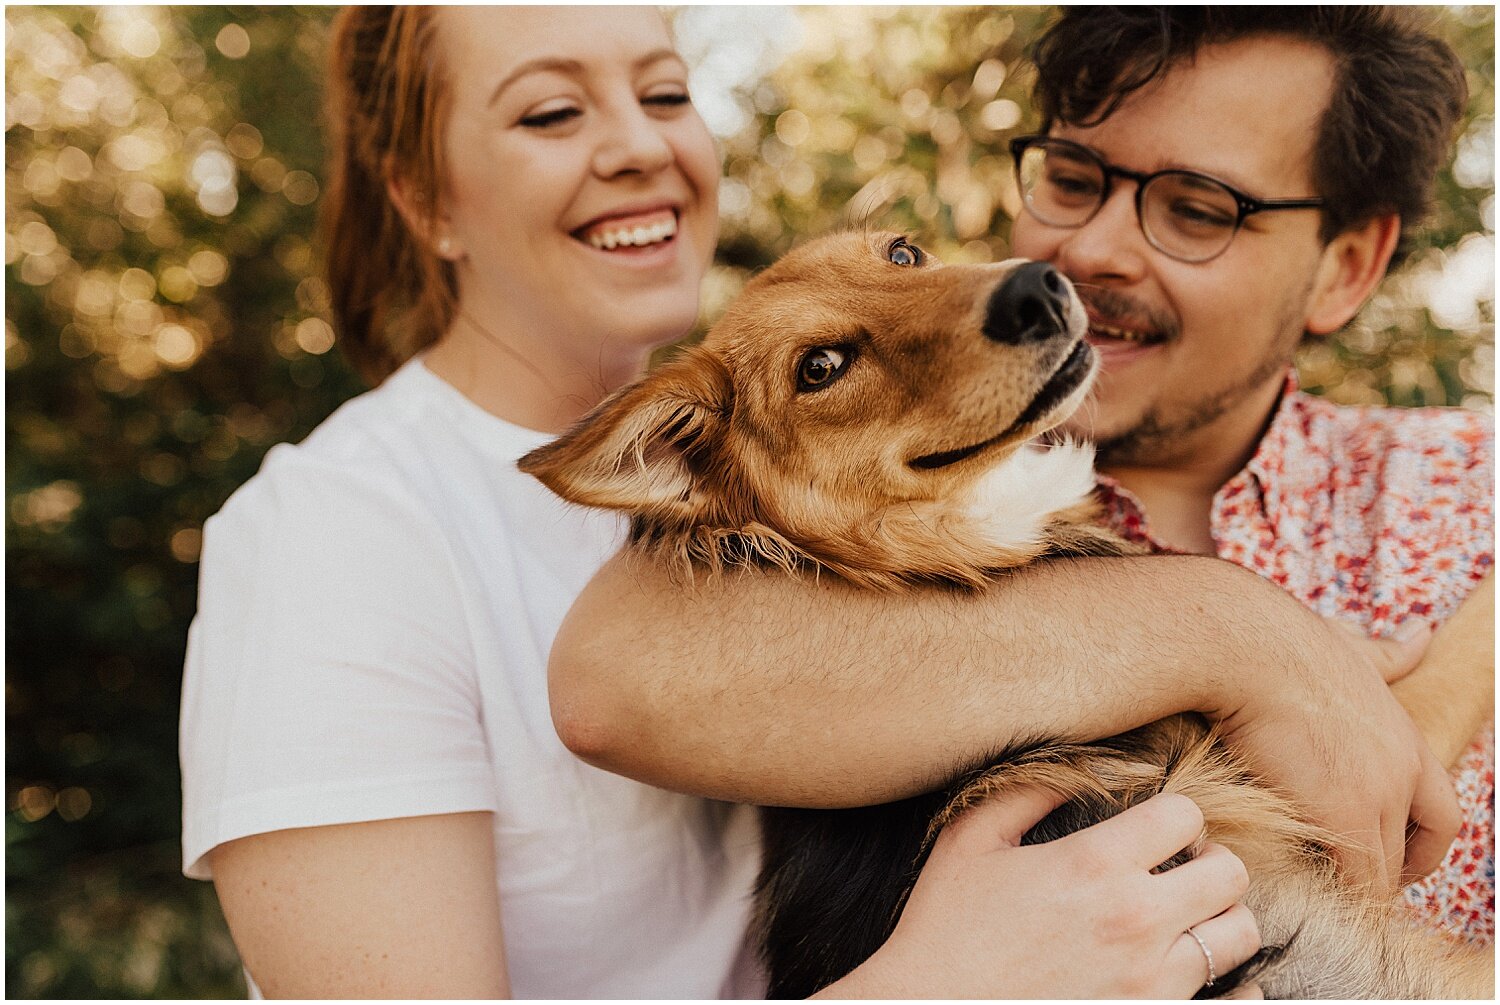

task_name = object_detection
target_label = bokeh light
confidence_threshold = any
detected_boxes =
[5,6,1492,999]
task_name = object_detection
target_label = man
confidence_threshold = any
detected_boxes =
[1012,7,1492,941]
[550,4,1493,948]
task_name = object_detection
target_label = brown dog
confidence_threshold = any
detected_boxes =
[521,231,1493,998]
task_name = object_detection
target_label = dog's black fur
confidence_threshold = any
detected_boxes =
[754,719,1283,999]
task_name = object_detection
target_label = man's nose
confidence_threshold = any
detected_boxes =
[1054,185,1148,283]
[984,261,1071,344]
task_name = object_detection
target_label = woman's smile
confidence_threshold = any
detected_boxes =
[576,206,678,250]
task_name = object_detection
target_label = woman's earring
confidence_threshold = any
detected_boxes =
[437,237,454,257]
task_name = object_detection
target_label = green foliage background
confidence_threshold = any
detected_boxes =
[5,6,1493,998]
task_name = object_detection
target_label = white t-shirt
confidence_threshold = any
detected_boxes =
[179,356,764,998]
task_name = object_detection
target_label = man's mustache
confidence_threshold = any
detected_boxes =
[1074,284,1180,343]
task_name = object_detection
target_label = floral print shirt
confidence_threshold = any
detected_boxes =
[1095,376,1495,944]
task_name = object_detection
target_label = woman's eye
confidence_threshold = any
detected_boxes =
[643,91,691,110]
[797,347,851,391]
[887,239,923,267]
[519,106,580,129]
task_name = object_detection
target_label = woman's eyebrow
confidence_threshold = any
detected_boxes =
[633,49,686,73]
[488,49,685,107]
[488,57,582,107]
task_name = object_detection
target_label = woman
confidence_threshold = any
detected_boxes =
[180,7,1262,998]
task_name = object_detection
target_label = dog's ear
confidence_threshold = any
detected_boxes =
[519,348,731,522]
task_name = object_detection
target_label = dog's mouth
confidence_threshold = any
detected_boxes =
[909,340,1094,472]
[1010,338,1095,431]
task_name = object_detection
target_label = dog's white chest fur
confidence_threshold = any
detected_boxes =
[960,440,1099,554]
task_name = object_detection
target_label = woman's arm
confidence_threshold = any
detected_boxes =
[211,813,509,999]
[550,551,1448,888]
[1392,573,1495,769]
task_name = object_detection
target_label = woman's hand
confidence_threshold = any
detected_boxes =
[210,812,510,999]
[820,790,1261,999]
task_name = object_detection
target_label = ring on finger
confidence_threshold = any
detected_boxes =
[1186,925,1217,987]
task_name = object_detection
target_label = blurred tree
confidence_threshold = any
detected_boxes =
[6,7,347,996]
[4,5,1493,998]
[706,6,1495,412]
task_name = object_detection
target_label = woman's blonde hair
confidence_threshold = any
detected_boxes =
[322,7,456,385]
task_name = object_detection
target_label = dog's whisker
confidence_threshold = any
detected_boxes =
[843,178,895,236]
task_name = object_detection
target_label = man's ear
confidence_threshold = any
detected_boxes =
[518,348,732,521]
[1305,213,1400,335]
[386,174,462,261]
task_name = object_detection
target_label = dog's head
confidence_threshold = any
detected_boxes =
[521,230,1112,587]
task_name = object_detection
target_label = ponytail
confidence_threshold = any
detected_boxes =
[321,7,455,385]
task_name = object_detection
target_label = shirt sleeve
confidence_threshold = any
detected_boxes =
[1398,409,1494,607]
[179,446,498,880]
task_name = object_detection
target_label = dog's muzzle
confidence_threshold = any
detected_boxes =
[983,262,1072,345]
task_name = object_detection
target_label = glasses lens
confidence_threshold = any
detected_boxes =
[1140,173,1241,262]
[1018,142,1103,227]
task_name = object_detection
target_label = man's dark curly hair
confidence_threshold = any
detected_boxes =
[1031,7,1468,262]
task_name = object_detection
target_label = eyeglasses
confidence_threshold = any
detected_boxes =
[1009,135,1325,263]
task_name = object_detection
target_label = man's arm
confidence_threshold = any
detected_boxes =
[1392,573,1495,769]
[551,550,1448,886]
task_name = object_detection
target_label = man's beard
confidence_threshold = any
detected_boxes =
[1069,280,1312,467]
[1092,343,1293,466]
[1093,305,1307,467]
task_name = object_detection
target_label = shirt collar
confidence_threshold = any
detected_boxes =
[1093,369,1311,548]
[1239,370,1307,502]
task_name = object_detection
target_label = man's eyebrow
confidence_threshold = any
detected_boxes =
[1176,173,1231,194]
[1149,153,1277,196]
[1056,132,1280,196]
[487,49,686,107]
[1163,162,1262,195]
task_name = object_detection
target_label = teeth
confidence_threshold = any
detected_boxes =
[586,216,677,250]
[1092,322,1154,344]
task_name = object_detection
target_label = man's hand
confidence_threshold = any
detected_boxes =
[1209,616,1456,891]
[1389,574,1496,769]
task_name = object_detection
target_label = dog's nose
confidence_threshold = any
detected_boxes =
[983,262,1071,344]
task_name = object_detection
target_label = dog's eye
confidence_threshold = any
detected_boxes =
[796,347,851,392]
[887,238,923,267]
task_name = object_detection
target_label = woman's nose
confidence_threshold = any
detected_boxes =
[592,106,674,179]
